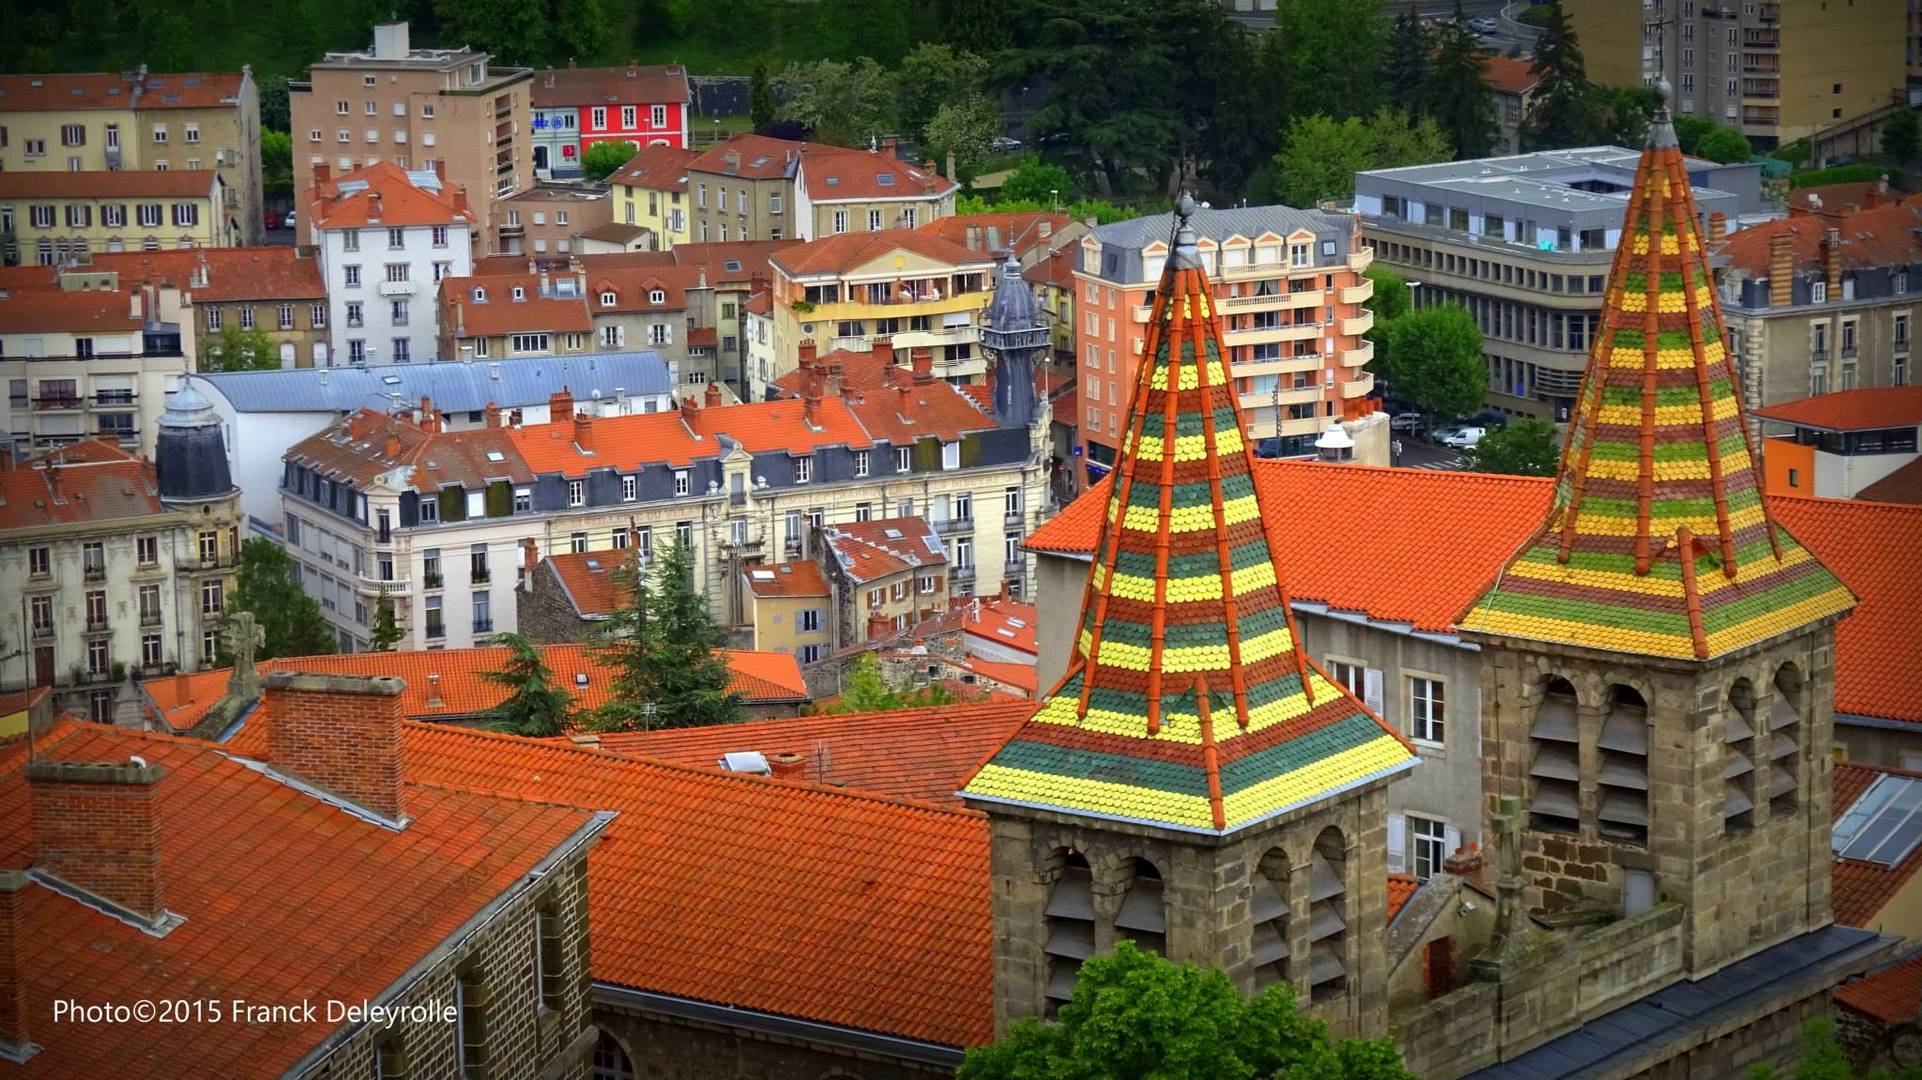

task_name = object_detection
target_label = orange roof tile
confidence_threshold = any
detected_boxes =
[585,264,705,313]
[0,686,49,716]
[963,598,1038,656]
[687,133,804,181]
[1482,54,1542,97]
[541,548,634,616]
[529,63,689,108]
[801,143,957,202]
[0,70,247,112]
[845,377,999,445]
[1834,950,1922,1024]
[1857,457,1922,504]
[824,516,947,583]
[0,442,168,532]
[1770,497,1922,724]
[917,212,1072,260]
[508,396,872,477]
[1754,386,1922,432]
[1387,872,1420,920]
[286,408,536,492]
[7,720,597,1079]
[0,284,147,334]
[721,649,810,702]
[773,229,990,278]
[1715,202,1922,279]
[0,169,218,200]
[86,246,326,302]
[742,560,831,598]
[443,272,593,336]
[307,161,472,230]
[585,700,1030,803]
[665,240,798,284]
[961,658,1037,696]
[397,722,994,1045]
[1789,180,1899,216]
[1830,761,1922,929]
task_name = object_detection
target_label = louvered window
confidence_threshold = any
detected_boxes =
[1529,679,1581,834]
[1250,850,1291,989]
[1308,828,1348,1004]
[1768,666,1803,814]
[1043,850,1093,1013]
[1115,858,1166,956]
[1723,680,1758,832]
[1597,687,1650,845]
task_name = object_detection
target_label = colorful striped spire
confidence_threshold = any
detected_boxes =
[1460,92,1854,660]
[961,196,1416,834]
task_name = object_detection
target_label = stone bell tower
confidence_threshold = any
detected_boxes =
[959,196,1418,1037]
[1458,89,1856,978]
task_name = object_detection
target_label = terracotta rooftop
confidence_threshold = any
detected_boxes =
[443,272,593,337]
[773,228,990,278]
[963,597,1039,656]
[1834,950,1922,1025]
[0,169,218,200]
[86,246,326,302]
[687,133,804,181]
[1856,457,1922,504]
[585,264,705,313]
[961,658,1038,696]
[285,408,535,493]
[1753,386,1922,432]
[664,239,799,284]
[0,70,247,112]
[541,548,634,617]
[529,62,689,108]
[917,212,1073,260]
[584,700,1031,803]
[1830,762,1922,930]
[506,394,873,477]
[0,285,147,334]
[1483,54,1543,97]
[823,516,948,583]
[1788,179,1899,216]
[1715,201,1922,278]
[1387,872,1420,920]
[845,376,1001,445]
[613,142,698,193]
[801,143,958,202]
[742,559,832,599]
[307,161,472,230]
[0,441,168,532]
[6,719,599,1079]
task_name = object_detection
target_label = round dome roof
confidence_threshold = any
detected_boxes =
[159,383,219,429]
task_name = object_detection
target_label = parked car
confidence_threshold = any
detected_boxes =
[282,209,297,229]
[1441,426,1487,449]
[1390,412,1425,434]
[1466,16,1498,33]
[263,209,282,230]
[991,136,1023,153]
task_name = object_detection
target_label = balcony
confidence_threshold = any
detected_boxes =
[35,395,82,411]
[1340,372,1375,399]
[30,622,55,642]
[377,279,416,297]
[83,563,107,582]
[94,390,138,405]
[1234,354,1322,378]
[426,619,446,639]
[935,516,974,535]
[500,220,525,236]
[1221,292,1287,311]
[98,427,139,443]
[1340,311,1374,336]
[473,617,495,634]
[471,569,491,585]
[1341,341,1374,368]
[950,565,976,586]
[424,572,444,590]
[1225,322,1321,347]
[1339,280,1374,305]
[141,608,164,628]
[84,618,111,635]
[1131,305,1153,323]
[1347,248,1373,272]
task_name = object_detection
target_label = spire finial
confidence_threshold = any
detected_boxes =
[1647,78,1679,150]
[1173,192,1201,270]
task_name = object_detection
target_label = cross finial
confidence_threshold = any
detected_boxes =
[225,610,265,671]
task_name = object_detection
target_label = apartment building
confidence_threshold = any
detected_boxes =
[819,516,953,649]
[440,269,595,361]
[289,21,533,247]
[1567,0,1905,148]
[85,246,328,369]
[610,143,696,248]
[495,182,612,256]
[1485,55,1543,155]
[0,67,264,244]
[1,262,192,457]
[0,170,231,263]
[740,559,833,663]
[1073,205,1375,472]
[1713,196,1922,408]
[770,229,996,385]
[1356,147,1763,420]
[529,62,691,178]
[1755,386,1922,499]
[0,391,238,724]
[278,377,1050,652]
[309,162,476,364]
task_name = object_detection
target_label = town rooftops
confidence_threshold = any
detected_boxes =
[307,161,472,230]
[5,717,603,1078]
[0,70,247,112]
[963,597,1039,656]
[1830,761,1922,929]
[1482,54,1543,97]
[529,62,690,108]
[688,133,805,181]
[823,516,948,583]
[286,406,535,492]
[1716,201,1922,280]
[919,212,1073,260]
[613,143,698,192]
[84,246,326,302]
[1834,950,1922,1026]
[801,143,958,202]
[0,282,149,335]
[507,392,873,475]
[1087,203,1351,254]
[190,351,672,413]
[1858,457,1922,504]
[772,228,992,278]
[1753,386,1922,433]
[443,272,594,337]
[0,439,171,532]
[743,560,831,599]
[0,169,219,200]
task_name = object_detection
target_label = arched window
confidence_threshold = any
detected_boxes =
[1308,827,1348,1003]
[1723,679,1758,832]
[1768,665,1804,813]
[1251,849,1291,988]
[1598,686,1650,844]
[590,1030,634,1080]
[1043,849,1093,1013]
[1529,677,1581,833]
[1115,857,1166,955]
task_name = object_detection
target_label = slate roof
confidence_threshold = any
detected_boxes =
[1753,386,1922,433]
[5,720,600,1079]
[961,201,1417,835]
[1087,204,1347,252]
[1830,762,1922,929]
[823,516,948,583]
[1460,108,1854,661]
[191,352,672,413]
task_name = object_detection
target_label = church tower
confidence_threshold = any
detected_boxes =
[981,250,1047,430]
[1458,88,1856,978]
[960,197,1418,1036]
[155,383,237,506]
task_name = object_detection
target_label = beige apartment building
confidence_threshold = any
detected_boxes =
[496,181,612,256]
[85,246,329,370]
[740,559,833,663]
[0,170,231,263]
[0,68,264,245]
[289,21,533,249]
[1568,0,1906,148]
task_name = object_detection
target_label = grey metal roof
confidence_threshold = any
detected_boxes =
[193,352,673,414]
[1468,924,1891,1079]
[1089,203,1349,251]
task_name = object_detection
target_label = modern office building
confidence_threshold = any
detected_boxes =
[1356,146,1765,420]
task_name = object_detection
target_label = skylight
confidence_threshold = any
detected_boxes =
[486,450,504,461]
[749,156,771,169]
[724,259,743,272]
[1834,774,1922,867]
[883,528,902,539]
[382,375,402,385]
[825,176,840,186]
[752,569,776,580]
[876,173,896,186]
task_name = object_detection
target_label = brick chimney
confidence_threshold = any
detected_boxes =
[705,382,723,408]
[1443,842,1483,877]
[679,393,699,425]
[1823,227,1842,294]
[911,346,933,385]
[1767,233,1793,308]
[573,410,594,451]
[866,611,891,640]
[1707,212,1727,245]
[873,336,894,368]
[550,385,575,418]
[27,759,168,923]
[798,340,817,369]
[417,395,434,428]
[263,672,408,822]
[384,432,402,459]
[484,401,501,428]
[0,870,28,1057]
[768,752,807,779]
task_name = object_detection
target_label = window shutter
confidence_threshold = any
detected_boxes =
[1364,668,1385,716]
[616,324,626,346]
[1386,813,1406,873]
[1443,825,1461,862]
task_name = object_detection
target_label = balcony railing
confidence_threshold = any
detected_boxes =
[83,563,106,581]
[935,516,974,534]
[94,390,137,405]
[85,618,111,634]
[30,623,55,641]
[140,609,164,627]
[473,618,494,634]
[35,395,82,410]
[471,569,490,585]
[426,620,446,639]
[424,572,444,589]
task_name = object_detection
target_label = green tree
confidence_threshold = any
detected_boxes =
[589,542,741,731]
[434,0,549,65]
[1425,2,1497,159]
[1588,84,1661,146]
[1386,7,1432,115]
[749,57,777,132]
[957,193,1134,223]
[554,0,607,63]
[1524,2,1593,150]
[1697,125,1753,164]
[260,129,293,198]
[1274,0,1389,122]
[827,652,956,713]
[896,44,991,149]
[1746,1017,1922,1080]
[1463,417,1560,475]
[1366,267,1412,323]
[1672,114,1717,155]
[1374,303,1488,419]
[582,139,640,183]
[924,95,1001,183]
[221,538,335,664]
[1882,108,1920,163]
[370,588,402,651]
[482,632,575,737]
[773,57,895,147]
[999,157,1078,204]
[257,74,291,132]
[1272,109,1451,206]
[202,322,283,371]
[958,941,1414,1080]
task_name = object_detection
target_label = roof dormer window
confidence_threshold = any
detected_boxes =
[649,289,666,305]
[471,287,486,302]
[512,286,526,301]
[600,290,616,306]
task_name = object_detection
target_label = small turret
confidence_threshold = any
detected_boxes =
[981,251,1047,428]
[155,383,235,504]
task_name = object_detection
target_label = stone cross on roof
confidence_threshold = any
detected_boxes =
[222,611,266,701]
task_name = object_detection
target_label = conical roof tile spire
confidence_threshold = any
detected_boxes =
[961,196,1416,834]
[1460,86,1853,660]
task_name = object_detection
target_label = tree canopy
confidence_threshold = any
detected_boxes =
[482,632,576,737]
[202,322,283,372]
[1272,109,1451,207]
[1882,108,1920,164]
[1424,4,1497,160]
[588,542,742,731]
[1696,126,1753,165]
[999,157,1078,204]
[1463,417,1560,476]
[1373,304,1489,420]
[827,652,956,713]
[958,942,1415,1080]
[369,589,402,651]
[1365,267,1412,324]
[1523,2,1592,151]
[220,537,336,665]
[581,140,640,183]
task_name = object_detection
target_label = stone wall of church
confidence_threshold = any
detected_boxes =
[592,1007,953,1080]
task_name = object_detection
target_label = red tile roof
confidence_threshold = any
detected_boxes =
[962,598,1039,656]
[0,70,247,112]
[585,264,704,313]
[917,212,1073,260]
[1715,202,1922,278]
[1830,762,1922,929]
[307,161,472,230]
[961,658,1038,696]
[7,719,597,1079]
[584,700,1031,803]
[774,228,990,278]
[87,246,326,302]
[443,272,593,337]
[725,650,810,702]
[1482,55,1542,97]
[508,395,873,477]
[529,63,690,108]
[824,516,948,583]
[285,408,536,492]
[0,442,168,531]
[665,240,798,285]
[687,133,804,181]
[614,142,699,192]
[687,326,718,347]
[1770,497,1922,724]
[743,560,831,598]
[1387,872,1420,920]
[397,722,995,1045]
[1753,386,1922,432]
[1026,460,1556,633]
[1857,457,1922,504]
[1834,950,1922,1024]
[0,686,49,716]
[846,378,999,445]
[0,286,146,334]
[0,169,219,200]
[1789,180,1899,216]
[542,548,634,616]
[801,144,957,202]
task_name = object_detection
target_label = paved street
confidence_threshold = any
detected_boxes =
[1392,437,1467,471]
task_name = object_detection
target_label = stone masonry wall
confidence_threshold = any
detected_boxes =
[594,1007,953,1080]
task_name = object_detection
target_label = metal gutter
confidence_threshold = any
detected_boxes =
[591,984,966,1069]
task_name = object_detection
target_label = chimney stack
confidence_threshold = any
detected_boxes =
[573,410,594,451]
[485,401,501,428]
[27,759,169,925]
[866,610,891,640]
[1823,227,1842,293]
[911,346,933,384]
[873,336,895,368]
[1707,211,1727,245]
[1768,233,1793,308]
[680,393,699,425]
[426,673,444,709]
[315,163,331,187]
[705,382,723,408]
[1442,843,1484,877]
[384,432,402,459]
[263,672,408,822]
[768,752,807,780]
[0,870,29,1056]
[798,340,817,369]
[417,395,434,429]
[550,385,575,418]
